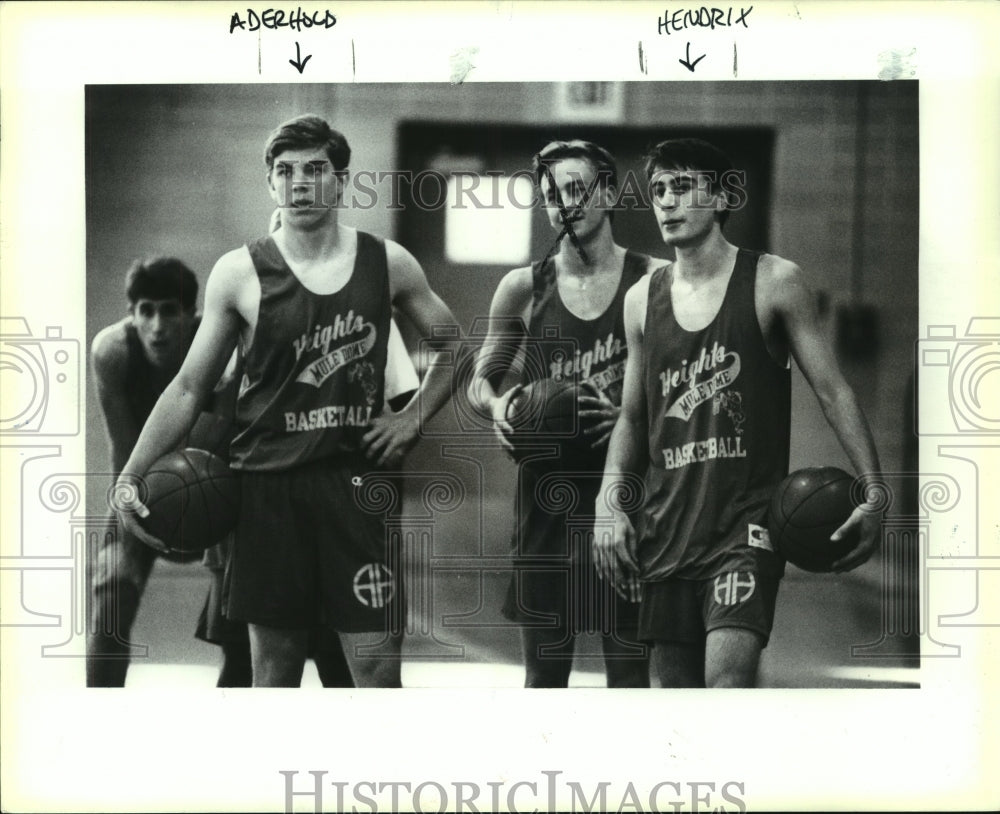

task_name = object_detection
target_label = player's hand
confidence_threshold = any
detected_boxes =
[612,572,643,603]
[112,474,171,554]
[578,381,619,449]
[489,383,523,455]
[829,502,881,572]
[362,409,420,468]
[592,512,640,588]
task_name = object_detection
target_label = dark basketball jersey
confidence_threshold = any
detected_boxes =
[515,251,649,541]
[124,315,201,428]
[524,251,649,423]
[230,232,391,471]
[503,251,651,632]
[638,249,791,580]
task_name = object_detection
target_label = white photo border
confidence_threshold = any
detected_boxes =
[1,1,998,812]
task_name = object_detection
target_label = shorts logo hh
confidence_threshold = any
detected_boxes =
[353,563,395,608]
[713,572,756,606]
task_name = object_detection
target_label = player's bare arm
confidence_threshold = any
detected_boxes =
[115,250,253,549]
[594,274,651,584]
[759,255,882,572]
[467,266,533,452]
[91,320,142,475]
[360,240,460,467]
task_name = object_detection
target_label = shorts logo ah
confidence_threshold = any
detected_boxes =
[353,563,395,608]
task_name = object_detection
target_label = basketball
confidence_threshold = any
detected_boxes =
[768,467,859,572]
[504,378,606,464]
[507,377,579,434]
[138,448,240,556]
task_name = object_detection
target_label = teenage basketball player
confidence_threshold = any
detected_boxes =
[469,140,659,688]
[597,138,882,688]
[87,258,203,687]
[115,114,459,687]
[194,207,420,687]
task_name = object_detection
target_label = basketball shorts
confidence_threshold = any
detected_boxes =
[195,533,248,645]
[502,465,641,636]
[224,455,403,633]
[502,532,641,637]
[196,536,352,660]
[638,548,783,646]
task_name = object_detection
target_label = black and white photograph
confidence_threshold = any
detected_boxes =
[82,79,919,693]
[1,2,997,812]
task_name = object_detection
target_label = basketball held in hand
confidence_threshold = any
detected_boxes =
[768,467,859,572]
[138,448,240,556]
[507,378,581,436]
[504,378,592,454]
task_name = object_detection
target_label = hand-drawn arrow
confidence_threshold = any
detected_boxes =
[678,42,706,72]
[289,41,312,74]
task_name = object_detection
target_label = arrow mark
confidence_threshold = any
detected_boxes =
[289,41,312,74]
[678,42,706,73]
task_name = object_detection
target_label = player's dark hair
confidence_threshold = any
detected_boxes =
[643,138,736,227]
[532,139,618,227]
[264,114,351,173]
[125,257,198,310]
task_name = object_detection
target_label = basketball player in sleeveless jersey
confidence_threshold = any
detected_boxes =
[88,258,203,686]
[598,138,883,688]
[193,207,420,688]
[470,140,658,688]
[89,257,354,688]
[115,115,460,687]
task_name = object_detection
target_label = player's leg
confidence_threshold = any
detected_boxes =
[700,551,783,688]
[638,578,706,688]
[310,626,355,688]
[248,624,309,687]
[217,640,253,687]
[203,613,252,688]
[195,542,253,687]
[338,630,402,687]
[196,606,254,688]
[86,522,157,687]
[505,575,577,687]
[521,624,576,688]
[504,565,576,687]
[596,573,650,688]
[651,642,706,688]
[601,633,651,688]
[704,628,763,688]
[326,540,403,688]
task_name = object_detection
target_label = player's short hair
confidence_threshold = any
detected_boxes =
[644,138,737,226]
[264,114,351,173]
[532,139,618,191]
[533,140,618,222]
[125,257,198,310]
